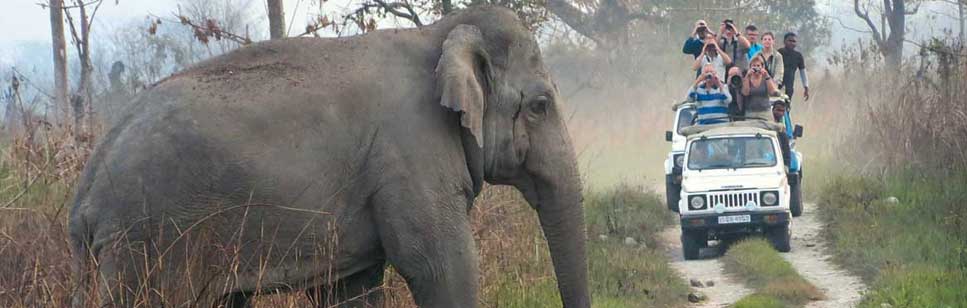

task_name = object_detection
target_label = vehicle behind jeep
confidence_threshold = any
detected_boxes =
[664,103,696,212]
[677,125,792,260]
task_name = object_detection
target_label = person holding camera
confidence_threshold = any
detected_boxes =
[719,19,751,71]
[682,20,709,59]
[692,34,731,80]
[741,55,780,121]
[683,64,732,125]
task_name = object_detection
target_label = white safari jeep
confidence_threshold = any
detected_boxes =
[678,125,791,259]
[663,103,696,212]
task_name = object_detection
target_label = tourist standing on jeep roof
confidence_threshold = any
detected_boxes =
[759,32,785,87]
[683,20,709,59]
[742,55,780,121]
[684,64,732,125]
[692,34,731,80]
[778,32,810,102]
[743,24,762,61]
[719,19,751,72]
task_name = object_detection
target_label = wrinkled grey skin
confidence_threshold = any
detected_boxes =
[69,6,588,308]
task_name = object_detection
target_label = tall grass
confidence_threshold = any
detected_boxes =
[818,174,967,307]
[814,40,967,307]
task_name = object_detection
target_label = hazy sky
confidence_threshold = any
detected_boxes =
[0,0,961,66]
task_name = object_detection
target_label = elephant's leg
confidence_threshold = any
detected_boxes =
[215,291,253,308]
[374,191,479,307]
[305,263,386,307]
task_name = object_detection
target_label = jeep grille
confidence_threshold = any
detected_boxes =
[708,192,759,208]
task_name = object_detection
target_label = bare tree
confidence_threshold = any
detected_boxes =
[57,0,109,142]
[854,0,922,69]
[267,0,285,39]
[48,0,69,122]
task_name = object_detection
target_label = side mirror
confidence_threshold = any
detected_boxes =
[793,125,804,138]
[666,131,673,142]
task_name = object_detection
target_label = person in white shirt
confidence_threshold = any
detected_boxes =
[691,33,732,79]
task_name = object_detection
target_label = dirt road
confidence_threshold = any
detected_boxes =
[783,204,866,308]
[658,202,866,307]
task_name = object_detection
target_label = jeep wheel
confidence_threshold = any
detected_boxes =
[790,179,803,217]
[666,181,681,213]
[767,225,791,253]
[681,230,703,260]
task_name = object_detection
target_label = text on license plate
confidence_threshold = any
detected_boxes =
[718,215,751,224]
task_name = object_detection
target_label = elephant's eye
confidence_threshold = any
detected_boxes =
[529,96,550,116]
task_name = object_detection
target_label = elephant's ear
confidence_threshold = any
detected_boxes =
[436,24,492,148]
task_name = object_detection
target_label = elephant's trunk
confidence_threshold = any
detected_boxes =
[526,134,590,308]
[536,178,590,308]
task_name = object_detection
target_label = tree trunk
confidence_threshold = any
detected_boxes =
[267,0,285,39]
[78,0,93,137]
[959,0,965,46]
[49,0,69,122]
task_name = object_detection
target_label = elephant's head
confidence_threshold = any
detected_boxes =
[434,7,590,308]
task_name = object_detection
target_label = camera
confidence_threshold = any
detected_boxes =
[705,73,714,80]
[704,44,716,53]
[753,67,761,73]
[696,26,709,37]
[730,75,743,87]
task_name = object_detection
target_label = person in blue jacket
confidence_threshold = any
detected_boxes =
[682,19,709,59]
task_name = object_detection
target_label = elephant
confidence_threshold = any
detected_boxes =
[68,6,589,308]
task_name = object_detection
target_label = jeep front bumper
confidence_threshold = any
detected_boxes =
[680,210,789,230]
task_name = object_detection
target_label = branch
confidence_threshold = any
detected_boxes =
[545,0,604,46]
[357,0,423,27]
[835,15,874,34]
[905,1,920,15]
[854,0,886,47]
[374,0,423,27]
[154,14,253,45]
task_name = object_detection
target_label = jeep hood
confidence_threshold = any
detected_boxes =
[682,169,787,192]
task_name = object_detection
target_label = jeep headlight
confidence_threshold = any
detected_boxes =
[674,154,685,168]
[761,191,779,206]
[689,195,707,210]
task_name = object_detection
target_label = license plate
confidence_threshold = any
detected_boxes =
[718,215,751,224]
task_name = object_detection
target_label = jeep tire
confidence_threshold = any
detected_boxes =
[666,179,681,213]
[767,225,791,252]
[790,178,803,217]
[681,229,704,260]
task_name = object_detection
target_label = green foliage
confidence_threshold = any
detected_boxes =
[860,265,967,308]
[818,173,967,307]
[733,294,784,308]
[722,239,823,306]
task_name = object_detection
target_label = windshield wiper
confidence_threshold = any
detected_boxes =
[700,163,735,169]
[743,162,774,166]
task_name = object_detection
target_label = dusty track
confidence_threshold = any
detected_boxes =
[784,204,866,308]
[656,197,866,307]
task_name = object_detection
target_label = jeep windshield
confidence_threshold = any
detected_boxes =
[687,137,777,170]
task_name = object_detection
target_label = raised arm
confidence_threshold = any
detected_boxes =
[692,54,704,71]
